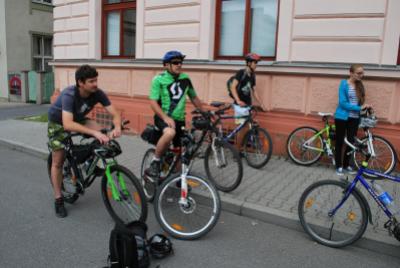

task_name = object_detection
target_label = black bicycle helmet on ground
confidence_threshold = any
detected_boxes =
[148,234,173,259]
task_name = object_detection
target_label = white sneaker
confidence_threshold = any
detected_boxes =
[336,167,344,176]
[346,166,357,175]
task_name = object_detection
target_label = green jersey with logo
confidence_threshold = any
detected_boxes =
[149,71,197,121]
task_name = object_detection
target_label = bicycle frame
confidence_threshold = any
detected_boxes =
[303,125,332,154]
[345,129,377,158]
[63,138,127,202]
[331,164,400,219]
[219,114,252,142]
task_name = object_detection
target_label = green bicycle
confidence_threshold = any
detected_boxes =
[47,120,147,224]
[286,110,396,176]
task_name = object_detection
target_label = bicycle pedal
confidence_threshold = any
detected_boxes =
[144,174,156,184]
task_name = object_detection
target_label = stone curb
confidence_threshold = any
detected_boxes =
[0,138,47,160]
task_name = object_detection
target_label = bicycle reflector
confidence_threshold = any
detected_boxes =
[305,198,314,208]
[362,161,368,168]
[347,211,356,222]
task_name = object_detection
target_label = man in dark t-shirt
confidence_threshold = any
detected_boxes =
[48,65,121,218]
[229,53,265,148]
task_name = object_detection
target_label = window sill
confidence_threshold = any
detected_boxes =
[50,59,400,79]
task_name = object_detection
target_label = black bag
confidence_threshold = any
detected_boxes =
[108,221,150,268]
[71,144,92,163]
[227,69,247,99]
[141,124,162,145]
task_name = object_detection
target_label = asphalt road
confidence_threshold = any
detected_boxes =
[0,146,399,268]
[0,102,49,120]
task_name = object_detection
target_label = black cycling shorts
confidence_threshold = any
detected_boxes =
[154,115,185,147]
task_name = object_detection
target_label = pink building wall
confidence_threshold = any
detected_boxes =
[52,64,400,155]
[51,0,400,155]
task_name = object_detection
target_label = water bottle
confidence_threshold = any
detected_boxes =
[372,182,400,216]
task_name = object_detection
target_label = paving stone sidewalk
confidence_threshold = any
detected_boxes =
[1,119,399,256]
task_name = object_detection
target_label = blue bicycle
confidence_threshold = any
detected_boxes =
[298,156,400,248]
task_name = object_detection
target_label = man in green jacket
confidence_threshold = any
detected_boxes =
[146,50,204,178]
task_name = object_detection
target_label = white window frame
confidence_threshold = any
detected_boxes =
[32,35,53,72]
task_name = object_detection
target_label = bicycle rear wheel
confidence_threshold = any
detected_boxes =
[298,180,368,248]
[154,174,221,240]
[242,127,273,168]
[101,164,147,224]
[353,135,397,178]
[204,139,243,192]
[287,127,323,166]
[140,148,157,202]
[47,153,79,204]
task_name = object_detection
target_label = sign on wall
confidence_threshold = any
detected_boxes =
[8,73,22,96]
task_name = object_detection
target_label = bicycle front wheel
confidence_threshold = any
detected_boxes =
[101,165,148,224]
[140,148,157,202]
[298,180,368,248]
[353,135,397,178]
[154,174,221,240]
[242,127,273,168]
[204,139,243,192]
[287,127,323,166]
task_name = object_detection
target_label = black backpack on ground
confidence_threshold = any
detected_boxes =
[226,69,247,99]
[107,221,150,268]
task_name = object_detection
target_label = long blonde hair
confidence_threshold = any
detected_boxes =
[350,64,365,105]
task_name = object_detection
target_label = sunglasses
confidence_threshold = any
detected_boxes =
[170,61,183,65]
[355,72,364,75]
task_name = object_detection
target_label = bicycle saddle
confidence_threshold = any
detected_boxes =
[210,101,225,107]
[318,112,333,117]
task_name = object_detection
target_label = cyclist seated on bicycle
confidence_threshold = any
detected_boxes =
[229,53,265,147]
[47,65,121,218]
[145,50,204,178]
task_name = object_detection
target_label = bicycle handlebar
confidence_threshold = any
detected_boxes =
[68,119,130,139]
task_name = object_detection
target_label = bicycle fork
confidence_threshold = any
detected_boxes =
[211,138,227,168]
[105,164,128,201]
[178,164,190,207]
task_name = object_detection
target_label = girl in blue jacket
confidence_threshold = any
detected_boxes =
[334,64,370,176]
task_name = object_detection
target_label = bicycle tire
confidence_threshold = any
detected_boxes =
[287,127,324,166]
[140,148,157,202]
[101,164,148,224]
[242,127,273,168]
[47,153,79,204]
[204,139,243,192]
[353,135,397,178]
[298,180,368,248]
[154,174,221,240]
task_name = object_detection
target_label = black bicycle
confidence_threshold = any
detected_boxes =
[141,103,243,193]
[212,102,273,169]
[47,120,147,224]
